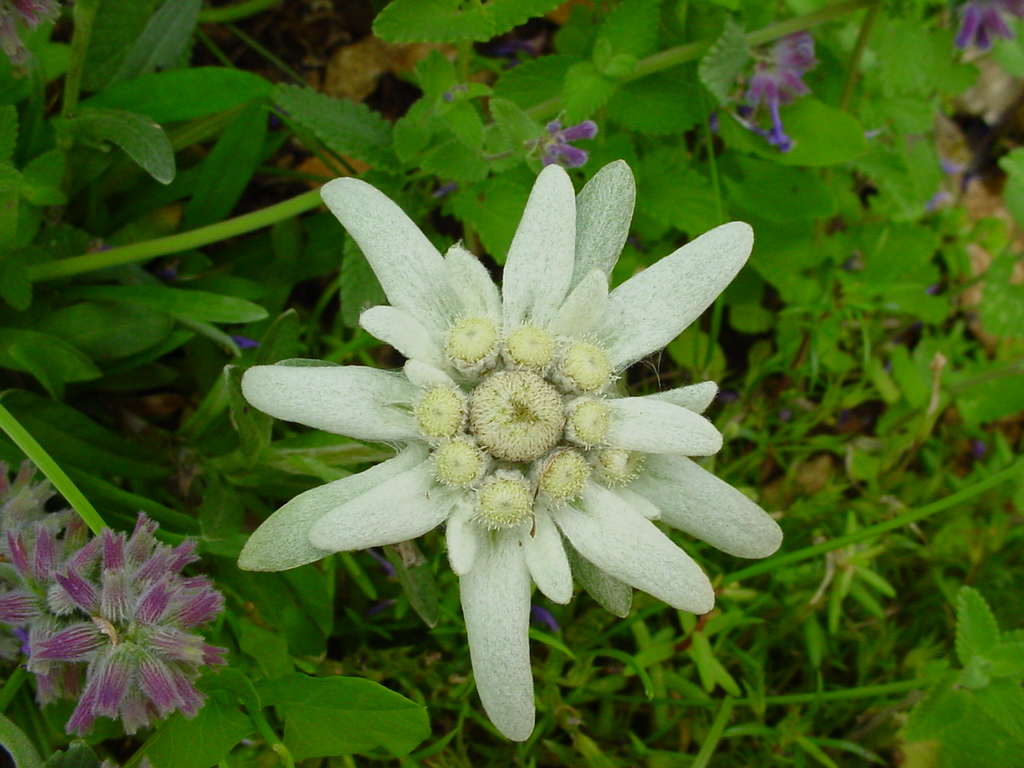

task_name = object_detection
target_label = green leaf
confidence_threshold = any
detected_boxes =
[145,674,255,768]
[699,19,748,105]
[20,150,67,206]
[768,99,867,166]
[66,107,175,184]
[81,0,161,91]
[39,300,174,360]
[420,137,488,182]
[225,364,271,458]
[598,0,662,59]
[0,328,102,398]
[607,71,704,134]
[903,672,969,740]
[0,105,17,163]
[447,171,533,261]
[255,673,430,759]
[84,67,275,123]
[385,539,440,628]
[0,713,43,768]
[974,678,1024,743]
[725,157,836,223]
[637,149,719,236]
[985,642,1024,679]
[41,741,103,768]
[493,53,573,109]
[237,617,293,678]
[489,97,540,153]
[273,85,399,172]
[562,60,618,123]
[0,251,31,310]
[339,234,386,328]
[109,0,201,85]
[374,0,494,42]
[66,285,268,323]
[956,586,1002,665]
[0,163,22,246]
[184,100,268,229]
[1000,148,1024,228]
[486,0,565,34]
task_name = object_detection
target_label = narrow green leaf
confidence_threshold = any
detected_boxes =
[184,100,268,229]
[67,108,175,184]
[956,586,1002,665]
[385,539,440,628]
[699,19,749,106]
[66,285,268,323]
[0,713,43,768]
[374,0,495,43]
[0,328,102,397]
[225,364,271,458]
[84,68,274,123]
[109,0,202,85]
[339,235,386,328]
[273,85,399,172]
[0,250,32,310]
[255,673,430,759]
[39,300,173,360]
[0,105,17,163]
[81,0,161,91]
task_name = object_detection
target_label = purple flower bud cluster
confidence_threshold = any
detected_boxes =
[955,0,1024,50]
[0,463,225,736]
[0,0,60,65]
[740,33,817,152]
[530,119,599,169]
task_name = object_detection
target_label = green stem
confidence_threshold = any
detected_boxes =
[248,706,296,768]
[198,0,282,23]
[839,0,881,112]
[0,399,106,535]
[725,456,1024,585]
[27,189,323,282]
[692,697,734,768]
[0,667,27,713]
[62,0,101,119]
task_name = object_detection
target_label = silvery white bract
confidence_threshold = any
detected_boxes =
[238,162,782,741]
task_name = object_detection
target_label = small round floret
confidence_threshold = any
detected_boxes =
[504,325,556,369]
[433,438,488,487]
[415,387,466,438]
[561,341,612,392]
[566,398,610,448]
[476,471,533,529]
[594,448,644,485]
[447,316,499,366]
[538,449,590,501]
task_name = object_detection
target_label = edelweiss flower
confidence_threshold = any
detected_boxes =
[238,161,782,741]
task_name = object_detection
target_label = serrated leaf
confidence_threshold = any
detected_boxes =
[20,149,67,206]
[974,678,1024,742]
[420,137,488,182]
[84,67,274,123]
[725,157,836,223]
[902,672,968,740]
[441,100,484,149]
[108,0,201,85]
[0,713,43,768]
[562,60,618,123]
[985,642,1024,679]
[41,741,102,768]
[0,164,21,245]
[487,0,565,33]
[339,234,386,328]
[956,586,1002,665]
[492,54,573,109]
[255,674,430,759]
[699,19,749,105]
[374,0,494,42]
[489,97,540,152]
[67,107,175,184]
[0,105,17,164]
[447,172,533,261]
[273,85,399,172]
[598,0,661,59]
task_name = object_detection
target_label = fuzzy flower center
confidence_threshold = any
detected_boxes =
[469,371,565,461]
[447,316,499,365]
[476,472,534,529]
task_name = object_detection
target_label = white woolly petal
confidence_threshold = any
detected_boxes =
[308,460,455,551]
[556,484,715,614]
[445,243,502,320]
[547,269,609,338]
[238,446,428,571]
[460,530,535,741]
[572,160,635,287]
[403,359,457,390]
[446,498,479,576]
[631,454,783,559]
[360,306,446,369]
[242,365,417,441]
[566,541,632,617]
[645,381,719,414]
[606,398,723,456]
[614,487,660,520]
[502,164,576,330]
[594,222,754,370]
[523,507,573,604]
[321,178,457,334]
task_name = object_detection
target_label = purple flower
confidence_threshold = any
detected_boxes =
[530,119,598,169]
[0,0,60,65]
[231,335,260,350]
[741,33,817,152]
[956,0,1024,49]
